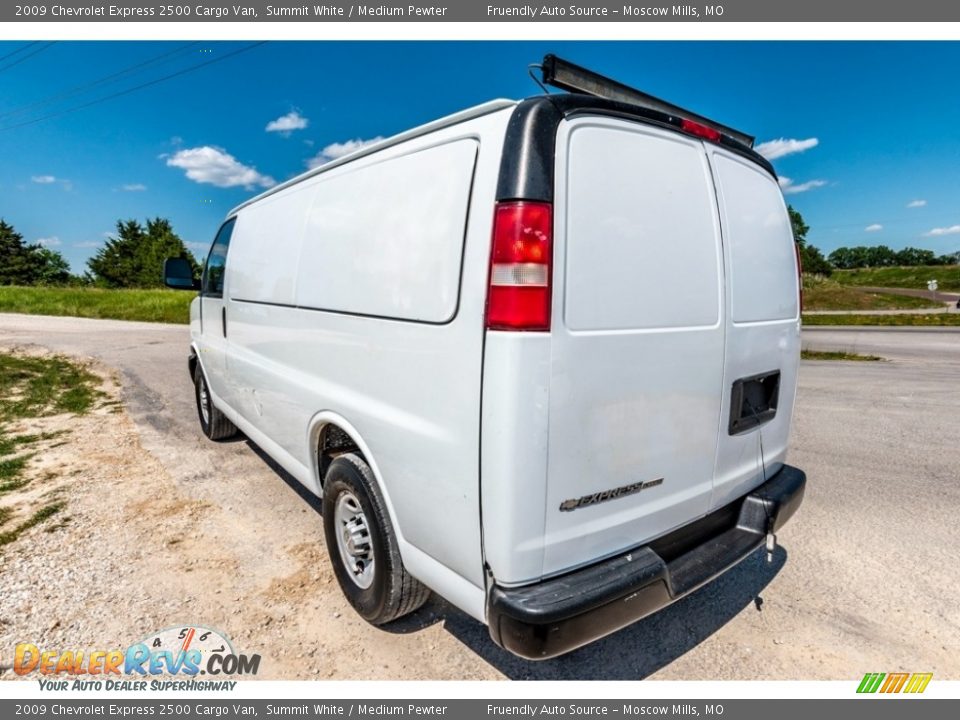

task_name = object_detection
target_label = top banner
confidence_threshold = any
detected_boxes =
[4,0,959,23]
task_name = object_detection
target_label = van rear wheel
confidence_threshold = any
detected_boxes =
[322,453,430,625]
[194,365,237,441]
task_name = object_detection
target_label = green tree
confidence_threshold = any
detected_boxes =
[87,220,145,288]
[865,245,897,268]
[0,219,72,285]
[0,219,35,285]
[87,218,197,288]
[787,205,832,276]
[800,244,832,276]
[788,205,809,247]
[30,247,72,284]
[895,247,937,266]
[830,246,875,269]
[828,247,853,269]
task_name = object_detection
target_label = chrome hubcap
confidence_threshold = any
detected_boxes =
[334,491,374,589]
[198,377,210,425]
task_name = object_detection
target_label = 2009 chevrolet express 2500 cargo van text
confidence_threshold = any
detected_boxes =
[164,56,806,660]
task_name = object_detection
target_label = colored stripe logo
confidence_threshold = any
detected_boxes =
[857,672,933,694]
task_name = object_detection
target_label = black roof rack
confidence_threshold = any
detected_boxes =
[540,54,755,149]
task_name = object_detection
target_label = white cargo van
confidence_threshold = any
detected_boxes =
[164,56,805,660]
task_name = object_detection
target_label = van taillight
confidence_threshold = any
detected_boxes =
[794,242,804,312]
[486,201,553,331]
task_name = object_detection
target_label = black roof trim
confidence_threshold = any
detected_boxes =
[496,94,776,204]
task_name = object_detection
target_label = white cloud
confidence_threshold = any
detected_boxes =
[36,236,61,247]
[185,241,209,252]
[907,199,927,208]
[755,137,819,160]
[31,175,71,190]
[121,183,147,191]
[925,225,960,237]
[166,146,275,189]
[75,240,102,249]
[266,110,308,135]
[307,137,384,169]
[864,224,883,232]
[778,176,827,195]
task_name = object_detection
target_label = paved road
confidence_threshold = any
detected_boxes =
[856,285,960,304]
[1,313,958,680]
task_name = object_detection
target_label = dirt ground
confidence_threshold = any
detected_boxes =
[0,352,498,681]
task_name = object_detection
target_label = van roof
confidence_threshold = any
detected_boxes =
[228,99,519,216]
[228,92,774,218]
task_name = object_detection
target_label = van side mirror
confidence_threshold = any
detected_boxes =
[163,257,199,290]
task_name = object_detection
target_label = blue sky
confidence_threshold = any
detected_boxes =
[2,41,959,273]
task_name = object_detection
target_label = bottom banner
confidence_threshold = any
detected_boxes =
[0,699,956,720]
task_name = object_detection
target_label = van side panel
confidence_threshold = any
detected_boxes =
[706,147,801,510]
[228,183,313,307]
[479,334,552,584]
[222,110,514,590]
[296,140,479,324]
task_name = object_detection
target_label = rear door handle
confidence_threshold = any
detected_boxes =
[221,307,227,338]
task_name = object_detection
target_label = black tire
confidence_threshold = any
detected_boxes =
[322,453,430,625]
[194,364,237,441]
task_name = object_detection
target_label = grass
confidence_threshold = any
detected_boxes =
[0,351,104,548]
[0,285,193,324]
[802,313,960,326]
[1,274,955,325]
[833,265,960,292]
[0,456,33,494]
[0,501,65,547]
[803,277,943,311]
[801,350,882,362]
[0,431,66,459]
[0,353,101,422]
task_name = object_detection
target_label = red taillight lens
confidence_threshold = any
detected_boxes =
[794,242,804,313]
[680,118,722,143]
[486,201,553,331]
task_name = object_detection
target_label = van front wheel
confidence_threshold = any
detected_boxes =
[322,453,430,625]
[194,365,237,441]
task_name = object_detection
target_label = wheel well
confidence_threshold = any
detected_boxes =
[188,352,198,382]
[317,424,362,484]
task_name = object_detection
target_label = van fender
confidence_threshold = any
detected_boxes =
[188,341,222,406]
[306,410,486,620]
[306,411,406,546]
[188,341,201,381]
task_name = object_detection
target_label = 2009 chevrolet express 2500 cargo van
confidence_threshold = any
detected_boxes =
[164,56,806,660]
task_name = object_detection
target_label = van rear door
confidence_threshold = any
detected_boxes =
[706,146,801,510]
[541,116,726,577]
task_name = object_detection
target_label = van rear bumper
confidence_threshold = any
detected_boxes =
[487,464,805,660]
